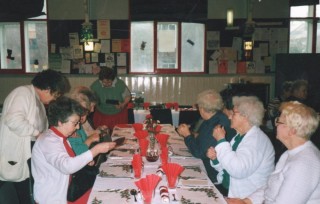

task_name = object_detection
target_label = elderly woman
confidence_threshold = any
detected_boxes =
[90,67,131,129]
[227,101,320,204]
[68,86,108,156]
[177,89,236,186]
[31,96,116,203]
[207,96,275,198]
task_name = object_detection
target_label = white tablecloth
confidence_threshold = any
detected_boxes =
[87,124,227,204]
[134,109,180,127]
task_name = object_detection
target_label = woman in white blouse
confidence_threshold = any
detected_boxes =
[227,101,320,204]
[207,96,275,198]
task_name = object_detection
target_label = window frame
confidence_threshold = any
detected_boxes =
[289,4,319,53]
[0,1,48,74]
[130,21,206,74]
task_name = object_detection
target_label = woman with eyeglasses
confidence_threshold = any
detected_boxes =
[226,101,320,204]
[90,67,131,129]
[207,96,275,198]
[68,86,108,156]
[31,96,116,204]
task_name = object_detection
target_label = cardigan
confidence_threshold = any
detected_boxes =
[0,85,48,181]
[248,141,320,204]
[211,126,275,198]
[32,129,93,204]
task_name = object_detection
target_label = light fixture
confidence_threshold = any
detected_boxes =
[227,9,234,27]
[80,0,93,43]
[244,40,253,51]
[84,41,94,51]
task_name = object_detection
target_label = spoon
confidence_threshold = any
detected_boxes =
[130,189,137,202]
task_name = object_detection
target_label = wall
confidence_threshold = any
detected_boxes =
[48,0,289,20]
[0,74,274,105]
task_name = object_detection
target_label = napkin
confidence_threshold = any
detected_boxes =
[139,138,149,156]
[160,147,169,165]
[132,154,143,178]
[154,125,162,133]
[162,163,184,188]
[173,102,179,111]
[132,123,144,132]
[134,130,149,140]
[165,103,173,109]
[134,174,161,204]
[155,133,169,148]
[143,102,150,110]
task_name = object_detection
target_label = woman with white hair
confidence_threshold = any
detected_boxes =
[177,89,236,192]
[227,101,320,204]
[207,96,275,198]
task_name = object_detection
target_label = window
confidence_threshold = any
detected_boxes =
[130,21,205,74]
[0,23,22,69]
[0,0,47,73]
[289,5,320,53]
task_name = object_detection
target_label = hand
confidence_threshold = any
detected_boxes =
[91,142,116,158]
[87,160,95,166]
[85,132,100,146]
[206,146,217,160]
[213,125,226,141]
[177,124,191,138]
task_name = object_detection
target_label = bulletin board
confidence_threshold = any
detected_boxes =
[48,20,129,74]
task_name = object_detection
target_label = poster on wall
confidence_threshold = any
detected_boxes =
[207,31,220,50]
[105,53,115,68]
[97,19,110,39]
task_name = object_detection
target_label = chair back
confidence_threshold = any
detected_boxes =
[128,108,135,124]
[150,109,173,125]
[178,110,201,127]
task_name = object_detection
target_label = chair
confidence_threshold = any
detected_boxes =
[150,109,173,125]
[127,108,135,124]
[178,110,201,128]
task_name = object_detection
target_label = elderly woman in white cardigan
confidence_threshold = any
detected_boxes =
[226,101,320,204]
[207,96,275,198]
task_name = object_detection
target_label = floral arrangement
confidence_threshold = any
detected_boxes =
[144,114,160,133]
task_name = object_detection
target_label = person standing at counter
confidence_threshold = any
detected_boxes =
[0,69,70,204]
[90,67,131,129]
[177,89,236,188]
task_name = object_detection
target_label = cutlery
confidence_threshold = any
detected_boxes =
[130,189,137,202]
[172,193,177,201]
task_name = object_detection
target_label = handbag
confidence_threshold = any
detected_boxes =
[67,165,99,202]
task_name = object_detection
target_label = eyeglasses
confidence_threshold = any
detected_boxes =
[68,120,81,127]
[274,117,286,126]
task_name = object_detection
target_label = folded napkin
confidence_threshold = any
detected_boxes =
[132,154,143,178]
[155,133,169,148]
[154,125,162,133]
[134,174,161,204]
[162,163,184,188]
[143,102,150,110]
[138,138,149,156]
[132,123,144,132]
[134,130,149,140]
[165,103,173,109]
[116,124,131,128]
[160,147,169,165]
[173,102,179,111]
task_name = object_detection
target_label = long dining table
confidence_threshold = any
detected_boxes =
[86,124,227,204]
